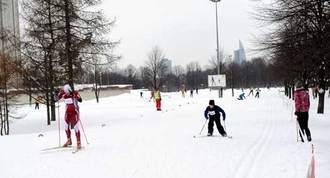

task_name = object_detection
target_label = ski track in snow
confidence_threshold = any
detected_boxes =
[229,97,275,178]
[2,88,330,178]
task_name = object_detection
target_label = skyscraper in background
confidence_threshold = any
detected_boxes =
[163,58,172,75]
[0,0,20,59]
[233,40,246,64]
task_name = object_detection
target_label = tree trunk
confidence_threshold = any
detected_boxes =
[317,92,325,114]
[46,92,51,125]
[0,102,3,135]
[317,57,326,114]
[4,84,9,135]
[94,66,99,103]
[48,0,56,122]
[317,68,325,114]
[28,84,32,106]
[64,0,74,88]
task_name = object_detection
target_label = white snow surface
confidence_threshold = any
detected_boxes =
[1,88,329,178]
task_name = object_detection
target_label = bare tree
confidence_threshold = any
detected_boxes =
[86,54,119,103]
[21,0,119,118]
[144,46,167,90]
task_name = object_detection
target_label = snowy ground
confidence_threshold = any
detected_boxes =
[1,88,329,178]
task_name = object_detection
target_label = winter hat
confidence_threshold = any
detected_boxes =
[209,100,215,106]
[63,84,72,94]
[295,81,304,90]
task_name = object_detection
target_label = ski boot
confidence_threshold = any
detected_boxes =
[63,139,72,147]
[307,136,312,142]
[77,141,82,149]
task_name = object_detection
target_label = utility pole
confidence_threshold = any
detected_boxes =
[210,0,223,97]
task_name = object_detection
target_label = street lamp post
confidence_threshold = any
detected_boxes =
[210,0,222,97]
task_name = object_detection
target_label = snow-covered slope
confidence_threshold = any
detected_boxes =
[1,88,329,178]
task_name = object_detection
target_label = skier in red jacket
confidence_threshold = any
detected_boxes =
[55,84,83,149]
[294,81,311,142]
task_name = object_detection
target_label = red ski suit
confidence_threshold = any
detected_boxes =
[57,90,82,143]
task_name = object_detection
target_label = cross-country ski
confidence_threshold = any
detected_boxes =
[193,135,233,139]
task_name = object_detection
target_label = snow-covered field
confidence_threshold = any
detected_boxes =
[1,88,329,178]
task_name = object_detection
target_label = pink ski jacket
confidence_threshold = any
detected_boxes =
[294,89,310,113]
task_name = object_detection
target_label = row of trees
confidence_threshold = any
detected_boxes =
[81,46,276,93]
[256,0,330,113]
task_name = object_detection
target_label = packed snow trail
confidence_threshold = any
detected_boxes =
[1,88,329,178]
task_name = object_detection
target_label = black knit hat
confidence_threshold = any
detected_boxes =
[209,100,215,105]
[295,81,304,89]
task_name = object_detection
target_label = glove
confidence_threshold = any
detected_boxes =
[205,116,209,120]
[294,111,298,116]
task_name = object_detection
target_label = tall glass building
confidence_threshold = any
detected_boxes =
[233,40,246,64]
[0,0,20,59]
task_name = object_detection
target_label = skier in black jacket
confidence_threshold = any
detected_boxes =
[204,100,227,137]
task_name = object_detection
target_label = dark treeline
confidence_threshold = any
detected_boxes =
[82,56,276,93]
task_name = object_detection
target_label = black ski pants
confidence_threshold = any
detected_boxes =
[208,117,226,135]
[297,112,311,137]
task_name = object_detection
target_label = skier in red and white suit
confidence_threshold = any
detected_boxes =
[55,84,82,149]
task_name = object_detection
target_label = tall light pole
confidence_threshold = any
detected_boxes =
[210,0,223,97]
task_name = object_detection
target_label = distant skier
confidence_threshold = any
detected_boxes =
[255,88,261,98]
[140,91,143,98]
[204,100,227,137]
[34,96,42,109]
[190,90,193,97]
[294,81,312,142]
[155,88,161,111]
[247,87,254,96]
[181,88,185,98]
[55,84,83,149]
[237,93,245,100]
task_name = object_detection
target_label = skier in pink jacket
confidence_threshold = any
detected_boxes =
[294,81,312,142]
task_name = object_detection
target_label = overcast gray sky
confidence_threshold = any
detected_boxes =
[102,0,264,68]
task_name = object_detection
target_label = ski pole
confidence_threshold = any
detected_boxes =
[79,118,90,144]
[57,102,61,147]
[224,120,227,132]
[295,119,299,142]
[198,119,208,135]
